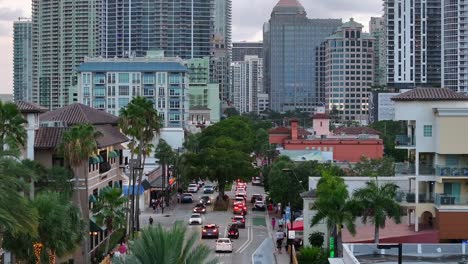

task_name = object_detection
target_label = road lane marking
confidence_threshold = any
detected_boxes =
[235,226,251,253]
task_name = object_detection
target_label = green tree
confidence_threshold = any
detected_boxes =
[119,96,162,232]
[183,133,201,154]
[308,232,325,248]
[311,173,356,257]
[253,128,269,156]
[297,246,328,264]
[4,192,83,263]
[154,139,175,208]
[350,156,395,176]
[93,187,128,253]
[224,107,239,117]
[0,101,27,154]
[351,179,402,243]
[116,222,217,264]
[58,123,102,263]
[369,120,406,161]
[36,166,74,196]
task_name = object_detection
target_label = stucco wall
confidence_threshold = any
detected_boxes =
[436,116,468,154]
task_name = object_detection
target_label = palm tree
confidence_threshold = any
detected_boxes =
[311,173,356,258]
[0,101,27,154]
[58,123,102,264]
[119,97,161,233]
[351,179,402,243]
[92,187,128,253]
[115,222,217,264]
[154,139,175,211]
[3,191,83,264]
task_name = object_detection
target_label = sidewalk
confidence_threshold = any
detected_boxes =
[266,208,290,264]
[139,197,178,228]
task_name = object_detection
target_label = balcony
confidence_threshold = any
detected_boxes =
[395,163,435,176]
[435,166,468,177]
[396,192,435,204]
[435,194,468,207]
[395,135,416,148]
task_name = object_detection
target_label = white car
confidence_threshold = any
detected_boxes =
[215,238,233,253]
[188,183,199,193]
[189,213,203,225]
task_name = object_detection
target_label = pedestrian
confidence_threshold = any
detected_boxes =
[118,242,127,255]
[152,203,156,212]
[274,203,278,214]
[277,203,282,216]
[278,218,284,229]
[271,217,276,230]
[275,230,284,253]
[149,216,154,226]
[176,193,181,203]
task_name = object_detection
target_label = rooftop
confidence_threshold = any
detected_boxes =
[76,61,188,72]
[392,87,468,101]
[16,101,47,113]
[272,0,306,15]
[40,103,119,125]
[333,127,381,135]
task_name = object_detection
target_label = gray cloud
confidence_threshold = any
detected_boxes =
[232,0,382,41]
[0,23,10,36]
[0,7,24,21]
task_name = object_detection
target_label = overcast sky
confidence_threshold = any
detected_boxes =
[0,0,381,94]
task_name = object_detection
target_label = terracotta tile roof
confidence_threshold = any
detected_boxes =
[391,87,468,101]
[333,126,381,135]
[35,125,128,150]
[269,126,312,135]
[40,103,119,125]
[16,101,47,113]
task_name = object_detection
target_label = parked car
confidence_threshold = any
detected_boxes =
[181,193,194,203]
[253,200,266,211]
[189,213,202,225]
[193,203,207,214]
[227,224,239,239]
[215,238,233,253]
[199,195,212,205]
[188,183,199,193]
[231,215,246,228]
[252,177,262,186]
[203,185,215,194]
[233,202,247,215]
[250,194,263,203]
[201,224,219,239]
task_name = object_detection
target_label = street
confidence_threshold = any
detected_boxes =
[139,182,273,264]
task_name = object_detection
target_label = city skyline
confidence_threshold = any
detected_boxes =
[0,0,381,94]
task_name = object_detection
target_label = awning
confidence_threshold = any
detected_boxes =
[90,216,107,232]
[109,150,120,158]
[89,194,97,203]
[97,155,104,163]
[141,179,151,190]
[89,156,99,164]
[287,220,304,231]
[169,178,176,186]
[123,185,145,196]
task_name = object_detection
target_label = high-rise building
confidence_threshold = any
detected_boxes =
[230,56,263,114]
[76,54,189,128]
[32,0,100,110]
[100,0,214,59]
[13,18,32,102]
[442,1,468,92]
[232,42,263,62]
[370,17,386,86]
[212,0,232,102]
[384,0,441,89]
[263,0,341,112]
[324,19,375,124]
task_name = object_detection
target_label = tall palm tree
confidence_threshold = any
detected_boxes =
[92,186,128,253]
[115,222,217,264]
[311,173,356,258]
[154,139,175,211]
[58,123,102,264]
[0,101,27,154]
[351,179,402,243]
[119,97,161,233]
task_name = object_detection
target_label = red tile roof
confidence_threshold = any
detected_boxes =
[40,103,119,125]
[16,101,47,113]
[333,126,381,135]
[392,87,468,101]
[269,126,312,135]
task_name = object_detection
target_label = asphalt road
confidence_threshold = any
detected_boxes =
[141,182,270,264]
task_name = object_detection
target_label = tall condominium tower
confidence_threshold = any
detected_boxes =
[230,56,263,114]
[263,0,341,112]
[101,0,214,59]
[32,0,100,110]
[13,18,33,102]
[232,42,263,62]
[324,19,375,124]
[212,0,232,102]
[370,17,386,86]
[384,0,441,89]
[442,1,468,92]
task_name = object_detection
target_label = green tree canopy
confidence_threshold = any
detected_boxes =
[0,101,27,154]
[349,156,395,176]
[369,120,406,161]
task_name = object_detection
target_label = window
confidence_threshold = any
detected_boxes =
[83,87,90,97]
[423,125,432,137]
[131,73,141,84]
[143,74,155,84]
[119,98,129,108]
[107,86,116,96]
[169,100,180,109]
[93,98,105,109]
[107,73,116,84]
[118,73,130,83]
[119,86,129,96]
[93,87,105,97]
[107,98,116,109]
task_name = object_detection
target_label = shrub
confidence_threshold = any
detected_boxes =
[297,246,328,264]
[308,232,325,248]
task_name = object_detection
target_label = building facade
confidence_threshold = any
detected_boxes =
[384,0,441,89]
[324,19,375,124]
[76,56,189,128]
[32,0,100,110]
[369,17,386,86]
[230,56,263,114]
[232,42,263,62]
[100,0,214,59]
[368,90,400,123]
[263,0,341,112]
[13,18,33,102]
[441,0,468,92]
[392,88,468,240]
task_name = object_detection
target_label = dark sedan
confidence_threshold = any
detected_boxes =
[193,203,207,214]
